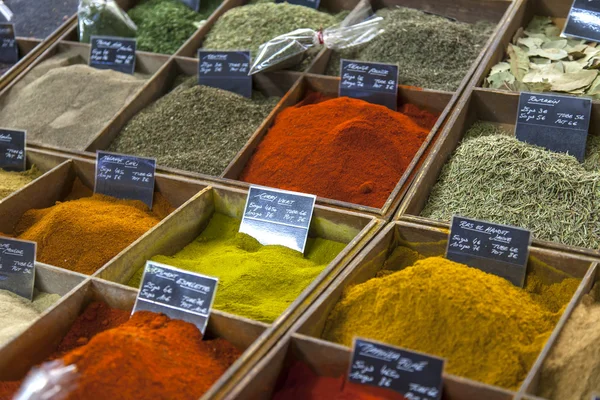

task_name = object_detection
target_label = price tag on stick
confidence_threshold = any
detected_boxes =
[339,60,398,111]
[198,50,252,98]
[133,261,218,334]
[240,185,316,253]
[0,128,25,171]
[515,92,591,162]
[95,151,156,208]
[0,238,36,300]
[0,23,18,64]
[349,338,444,400]
[564,0,600,41]
[89,36,136,75]
[446,216,531,287]
[275,0,319,9]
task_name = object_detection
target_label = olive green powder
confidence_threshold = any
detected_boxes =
[0,289,61,345]
[127,213,346,323]
[422,122,600,249]
[0,166,43,200]
[108,77,279,176]
[128,0,218,54]
[326,7,495,91]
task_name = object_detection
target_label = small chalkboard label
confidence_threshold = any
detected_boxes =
[198,50,252,98]
[89,36,136,75]
[349,338,444,400]
[447,216,531,287]
[0,238,36,300]
[564,0,600,41]
[95,151,156,209]
[0,23,18,64]
[240,185,316,253]
[339,60,398,111]
[133,261,218,334]
[0,128,25,171]
[275,0,319,9]
[515,92,591,162]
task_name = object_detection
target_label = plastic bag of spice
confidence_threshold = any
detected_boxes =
[14,361,78,400]
[248,0,383,74]
[78,0,137,43]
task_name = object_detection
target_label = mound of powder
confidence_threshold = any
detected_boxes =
[0,166,43,200]
[0,51,146,150]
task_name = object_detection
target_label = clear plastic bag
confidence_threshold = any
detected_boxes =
[14,361,78,400]
[249,0,383,75]
[78,0,137,43]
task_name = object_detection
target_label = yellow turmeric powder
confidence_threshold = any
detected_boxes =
[322,248,580,390]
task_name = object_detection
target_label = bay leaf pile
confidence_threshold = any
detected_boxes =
[486,16,600,97]
[421,122,600,249]
[327,7,495,91]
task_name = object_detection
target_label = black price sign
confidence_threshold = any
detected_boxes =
[0,238,36,300]
[275,0,319,9]
[349,338,444,400]
[339,60,398,111]
[133,261,218,334]
[0,128,25,171]
[198,50,252,98]
[447,216,531,287]
[89,36,136,75]
[515,92,591,162]
[95,151,156,209]
[564,0,600,41]
[0,23,18,64]
[240,185,316,253]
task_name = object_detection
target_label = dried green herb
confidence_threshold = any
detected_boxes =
[108,77,279,176]
[486,16,600,97]
[326,7,495,91]
[78,0,137,43]
[128,0,217,54]
[422,122,600,249]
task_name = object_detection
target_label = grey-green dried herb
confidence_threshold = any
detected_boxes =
[326,7,495,91]
[421,121,600,249]
[486,16,600,97]
[108,77,279,176]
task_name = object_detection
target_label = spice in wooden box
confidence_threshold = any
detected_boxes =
[240,93,439,208]
[421,122,600,249]
[321,246,579,390]
[127,213,346,323]
[0,166,42,200]
[2,179,174,275]
[0,0,77,39]
[326,7,495,91]
[108,77,279,176]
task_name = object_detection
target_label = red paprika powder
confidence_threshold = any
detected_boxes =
[240,93,439,208]
[273,362,407,399]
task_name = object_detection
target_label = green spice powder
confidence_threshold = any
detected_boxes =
[127,213,346,323]
[0,166,43,200]
[128,0,216,54]
[422,122,600,249]
[108,77,279,176]
[326,7,495,91]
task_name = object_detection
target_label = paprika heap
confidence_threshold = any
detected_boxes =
[127,213,346,323]
[240,93,439,208]
[321,247,580,390]
[3,179,174,275]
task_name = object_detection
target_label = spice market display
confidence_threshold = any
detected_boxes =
[3,0,600,399]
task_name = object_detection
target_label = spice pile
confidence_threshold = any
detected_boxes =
[327,7,495,91]
[536,283,600,399]
[486,16,600,97]
[109,77,279,176]
[240,93,439,208]
[321,246,579,390]
[0,50,146,150]
[3,179,174,274]
[0,289,61,344]
[127,213,346,323]
[0,166,43,200]
[0,0,77,38]
[421,122,600,249]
